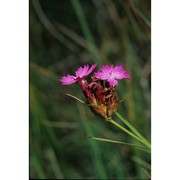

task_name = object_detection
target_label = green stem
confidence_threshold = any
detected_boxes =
[115,112,151,146]
[108,119,151,149]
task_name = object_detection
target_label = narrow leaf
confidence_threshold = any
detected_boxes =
[66,93,85,104]
[90,137,150,153]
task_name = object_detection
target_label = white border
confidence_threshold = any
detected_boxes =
[0,0,28,180]
[0,0,180,179]
[152,0,180,179]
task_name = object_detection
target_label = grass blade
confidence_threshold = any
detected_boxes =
[90,137,150,153]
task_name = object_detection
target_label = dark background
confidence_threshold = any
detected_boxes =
[30,0,151,179]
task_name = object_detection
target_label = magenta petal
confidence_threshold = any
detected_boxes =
[113,65,130,79]
[60,75,76,85]
[101,65,113,75]
[86,64,97,76]
[113,65,125,74]
[94,64,130,86]
[60,64,97,86]
[75,64,97,78]
[75,65,88,78]
[122,73,130,79]
[94,71,108,80]
[107,79,118,87]
[115,72,130,80]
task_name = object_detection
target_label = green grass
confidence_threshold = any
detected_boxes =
[30,0,151,179]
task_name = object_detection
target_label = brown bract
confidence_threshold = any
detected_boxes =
[80,76,118,119]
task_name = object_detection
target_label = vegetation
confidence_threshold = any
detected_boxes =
[30,0,151,179]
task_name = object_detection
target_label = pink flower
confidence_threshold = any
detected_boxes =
[94,65,130,87]
[60,64,97,85]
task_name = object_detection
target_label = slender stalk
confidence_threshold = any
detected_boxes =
[107,119,151,149]
[115,112,151,146]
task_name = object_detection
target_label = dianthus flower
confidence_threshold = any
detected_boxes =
[60,64,97,85]
[60,64,130,119]
[94,65,130,87]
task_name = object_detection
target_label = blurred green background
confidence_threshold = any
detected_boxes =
[30,0,151,179]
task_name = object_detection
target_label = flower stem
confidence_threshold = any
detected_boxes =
[107,119,151,149]
[115,112,151,147]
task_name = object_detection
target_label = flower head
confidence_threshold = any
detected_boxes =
[59,64,130,119]
[81,77,118,119]
[60,64,97,85]
[94,65,130,87]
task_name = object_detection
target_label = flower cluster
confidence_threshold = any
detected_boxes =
[60,64,130,119]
